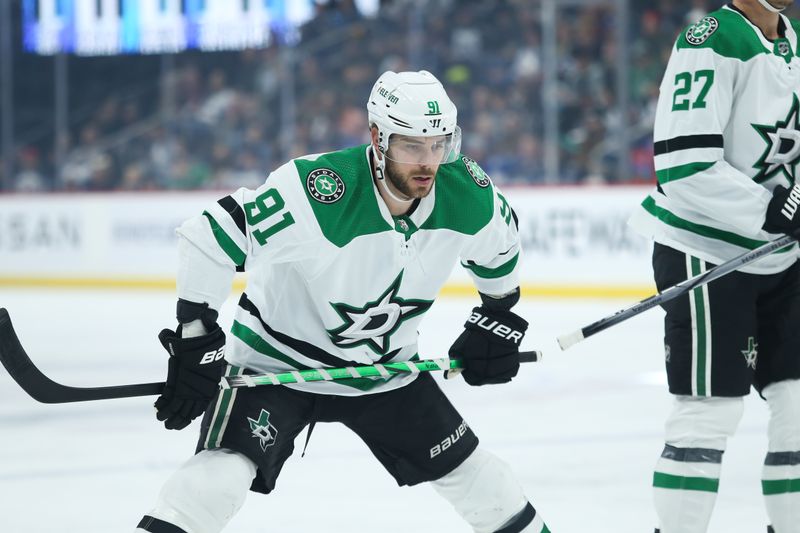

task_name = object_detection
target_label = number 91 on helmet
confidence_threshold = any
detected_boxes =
[367,70,462,166]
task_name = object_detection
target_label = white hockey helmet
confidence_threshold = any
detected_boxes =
[367,70,461,165]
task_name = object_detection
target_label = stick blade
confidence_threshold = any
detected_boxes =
[0,308,164,403]
[557,330,584,351]
[0,307,64,403]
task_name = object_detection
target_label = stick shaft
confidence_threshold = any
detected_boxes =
[0,307,540,402]
[558,235,796,349]
[222,351,541,389]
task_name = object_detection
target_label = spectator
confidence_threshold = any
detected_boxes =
[11,0,795,191]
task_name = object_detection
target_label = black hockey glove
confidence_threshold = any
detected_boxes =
[155,325,226,430]
[764,184,800,238]
[449,306,528,386]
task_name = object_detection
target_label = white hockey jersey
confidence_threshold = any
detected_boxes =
[628,5,800,273]
[176,145,521,395]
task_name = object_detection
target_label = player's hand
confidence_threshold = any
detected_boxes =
[448,306,528,386]
[155,326,226,430]
[764,184,800,238]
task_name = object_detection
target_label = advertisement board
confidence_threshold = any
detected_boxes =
[0,187,656,297]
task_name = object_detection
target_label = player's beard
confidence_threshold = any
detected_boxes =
[764,0,793,9]
[384,157,437,199]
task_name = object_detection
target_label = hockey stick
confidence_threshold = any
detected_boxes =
[221,351,541,389]
[0,308,164,403]
[0,308,541,403]
[557,234,797,350]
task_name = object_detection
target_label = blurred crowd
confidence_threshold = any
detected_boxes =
[4,0,791,192]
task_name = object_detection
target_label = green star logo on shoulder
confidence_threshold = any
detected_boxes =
[326,271,433,355]
[462,156,490,188]
[685,16,718,46]
[752,95,800,184]
[741,337,758,370]
[248,408,278,452]
[307,168,345,204]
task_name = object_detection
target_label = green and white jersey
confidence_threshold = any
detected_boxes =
[628,5,800,273]
[176,145,521,396]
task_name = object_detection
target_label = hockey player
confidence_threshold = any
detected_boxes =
[134,70,550,533]
[628,1,800,532]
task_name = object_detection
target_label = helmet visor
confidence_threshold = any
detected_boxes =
[384,126,462,166]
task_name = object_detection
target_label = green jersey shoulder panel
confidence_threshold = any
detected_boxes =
[420,155,495,235]
[293,145,392,248]
[677,8,769,61]
[790,18,800,39]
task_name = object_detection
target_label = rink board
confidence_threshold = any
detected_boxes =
[0,186,655,298]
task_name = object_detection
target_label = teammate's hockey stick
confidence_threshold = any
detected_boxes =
[557,234,797,350]
[0,307,541,403]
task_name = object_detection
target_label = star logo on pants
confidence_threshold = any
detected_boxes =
[741,337,758,370]
[247,409,278,452]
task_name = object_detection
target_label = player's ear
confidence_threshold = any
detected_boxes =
[370,125,382,157]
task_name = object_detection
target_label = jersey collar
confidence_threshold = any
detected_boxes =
[362,145,437,233]
[725,3,790,49]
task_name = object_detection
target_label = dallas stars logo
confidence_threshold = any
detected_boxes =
[685,16,718,46]
[462,156,490,188]
[248,409,278,452]
[326,271,432,355]
[741,337,758,370]
[306,168,345,204]
[752,95,800,184]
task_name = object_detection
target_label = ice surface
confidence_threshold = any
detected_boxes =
[0,288,770,532]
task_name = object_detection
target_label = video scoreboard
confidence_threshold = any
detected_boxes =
[22,0,376,55]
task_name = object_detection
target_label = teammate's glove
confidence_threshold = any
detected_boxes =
[449,306,528,386]
[764,184,800,237]
[155,325,226,430]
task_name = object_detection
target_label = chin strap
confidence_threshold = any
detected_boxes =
[372,147,414,205]
[757,0,786,13]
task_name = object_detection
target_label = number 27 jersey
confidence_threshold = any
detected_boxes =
[629,5,800,273]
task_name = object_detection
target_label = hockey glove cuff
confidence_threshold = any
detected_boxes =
[763,184,800,238]
[155,326,226,430]
[448,306,528,386]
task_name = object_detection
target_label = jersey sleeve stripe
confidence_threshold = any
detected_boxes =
[641,196,795,251]
[654,147,724,171]
[656,162,716,185]
[217,195,247,236]
[461,251,519,279]
[654,134,724,155]
[203,211,246,266]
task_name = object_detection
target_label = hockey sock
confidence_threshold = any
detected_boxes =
[430,448,550,533]
[495,502,550,533]
[762,380,800,533]
[136,448,256,533]
[653,396,743,533]
[653,445,722,533]
[137,515,188,533]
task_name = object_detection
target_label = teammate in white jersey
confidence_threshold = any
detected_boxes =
[134,70,550,533]
[628,2,800,533]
